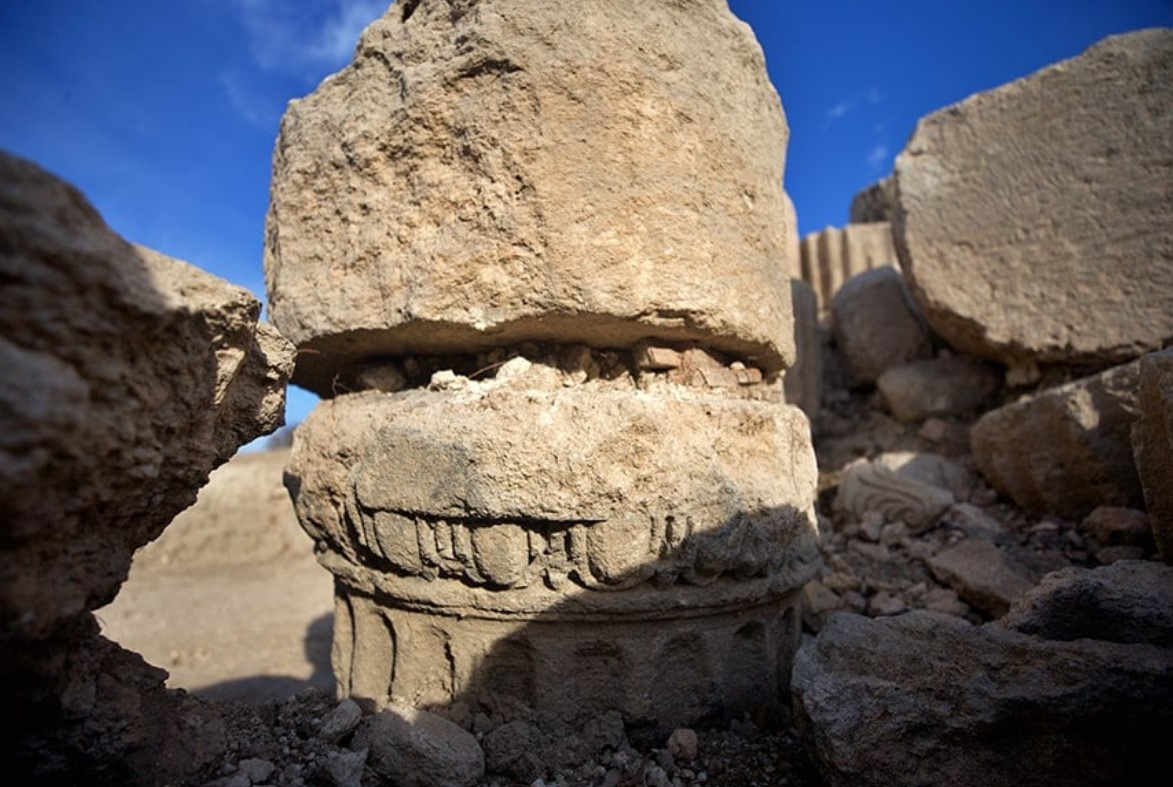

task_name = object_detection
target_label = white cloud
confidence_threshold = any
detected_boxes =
[825,100,852,121]
[865,143,890,171]
[238,0,388,77]
[219,70,282,132]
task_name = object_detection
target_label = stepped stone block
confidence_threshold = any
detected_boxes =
[799,222,898,313]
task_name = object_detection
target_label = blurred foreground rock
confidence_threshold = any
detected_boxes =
[0,151,293,783]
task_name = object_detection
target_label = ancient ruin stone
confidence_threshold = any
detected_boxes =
[264,0,794,396]
[928,539,1035,618]
[799,222,898,313]
[782,191,801,279]
[287,369,819,728]
[892,30,1173,367]
[971,359,1144,519]
[792,610,1173,787]
[848,176,895,224]
[0,152,294,781]
[835,453,963,533]
[830,266,931,386]
[353,702,485,787]
[999,560,1173,647]
[784,279,822,419]
[876,356,1002,422]
[1131,348,1173,562]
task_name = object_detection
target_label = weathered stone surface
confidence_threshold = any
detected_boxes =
[1079,506,1154,551]
[352,702,485,787]
[1132,348,1173,562]
[782,191,801,279]
[928,539,1035,617]
[793,610,1173,787]
[849,176,895,224]
[0,152,293,782]
[877,356,1002,422]
[999,561,1173,647]
[799,222,898,313]
[971,360,1144,519]
[0,152,294,641]
[265,0,795,395]
[287,370,819,727]
[783,279,821,419]
[835,452,964,533]
[830,266,931,386]
[892,30,1173,367]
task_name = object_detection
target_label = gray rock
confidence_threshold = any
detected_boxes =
[482,720,544,782]
[892,30,1173,367]
[315,749,367,787]
[792,610,1173,787]
[928,539,1035,617]
[1131,348,1173,562]
[877,356,1002,422]
[999,560,1173,647]
[318,698,363,744]
[352,702,485,787]
[830,267,931,386]
[971,359,1144,519]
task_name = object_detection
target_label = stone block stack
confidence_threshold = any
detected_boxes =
[266,0,819,732]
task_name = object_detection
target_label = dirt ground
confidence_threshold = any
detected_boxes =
[97,448,337,704]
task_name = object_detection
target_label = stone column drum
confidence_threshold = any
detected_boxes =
[266,0,819,731]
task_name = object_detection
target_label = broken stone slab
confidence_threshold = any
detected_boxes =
[0,152,294,783]
[998,560,1173,648]
[792,610,1173,787]
[288,383,819,728]
[1131,347,1173,562]
[835,452,970,533]
[876,356,1002,422]
[799,223,899,313]
[352,702,485,787]
[971,359,1144,519]
[783,279,822,419]
[264,0,795,395]
[848,176,896,224]
[928,539,1036,618]
[830,266,932,386]
[892,30,1173,367]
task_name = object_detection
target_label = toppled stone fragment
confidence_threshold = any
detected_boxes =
[971,359,1144,519]
[928,539,1035,618]
[831,267,931,386]
[352,702,485,787]
[877,356,1002,422]
[264,0,795,395]
[835,453,959,533]
[892,30,1173,366]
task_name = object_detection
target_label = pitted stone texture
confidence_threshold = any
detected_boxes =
[792,610,1173,787]
[0,152,294,643]
[971,360,1143,520]
[799,223,898,313]
[1131,348,1173,562]
[288,383,819,604]
[892,30,1173,367]
[264,0,794,395]
[830,266,931,387]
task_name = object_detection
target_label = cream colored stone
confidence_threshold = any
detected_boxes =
[799,223,898,312]
[893,30,1173,366]
[264,0,794,395]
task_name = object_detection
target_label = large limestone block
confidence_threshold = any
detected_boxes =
[0,152,295,642]
[892,30,1173,366]
[265,0,794,395]
[783,279,821,419]
[849,176,895,224]
[1131,348,1173,561]
[793,610,1173,787]
[799,222,898,312]
[877,356,1002,422]
[971,360,1143,519]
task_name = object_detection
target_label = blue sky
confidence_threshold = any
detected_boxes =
[2,1,1171,427]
